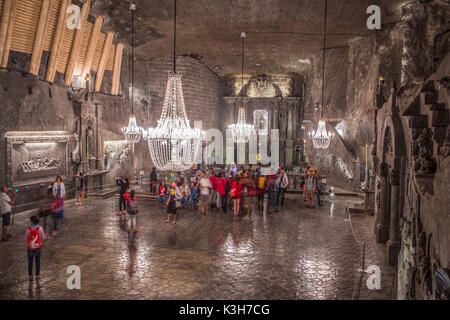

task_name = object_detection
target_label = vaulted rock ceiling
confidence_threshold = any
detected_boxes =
[91,0,409,75]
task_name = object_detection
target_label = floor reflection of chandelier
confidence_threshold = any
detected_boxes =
[143,73,204,171]
[309,118,334,149]
[229,107,255,143]
[308,0,334,150]
[228,31,255,144]
[122,3,142,144]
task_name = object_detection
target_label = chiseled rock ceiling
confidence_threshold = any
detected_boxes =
[91,0,408,75]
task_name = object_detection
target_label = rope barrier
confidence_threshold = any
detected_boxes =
[344,201,367,300]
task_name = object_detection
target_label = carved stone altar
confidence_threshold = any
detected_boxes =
[4,131,74,187]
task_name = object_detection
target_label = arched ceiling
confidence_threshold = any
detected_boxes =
[91,0,409,75]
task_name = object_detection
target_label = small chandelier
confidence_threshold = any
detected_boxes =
[308,0,334,150]
[143,0,205,171]
[122,2,142,143]
[122,114,142,143]
[309,118,334,149]
[229,107,255,143]
[228,31,255,143]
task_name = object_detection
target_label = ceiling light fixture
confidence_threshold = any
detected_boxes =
[228,31,255,143]
[143,0,205,171]
[308,0,334,149]
[122,2,143,144]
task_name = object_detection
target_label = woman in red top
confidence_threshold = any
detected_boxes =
[230,176,242,217]
[216,173,227,212]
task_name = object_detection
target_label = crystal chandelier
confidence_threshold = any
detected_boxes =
[228,31,255,143]
[122,3,142,144]
[230,107,255,143]
[308,0,334,150]
[308,118,334,149]
[143,0,205,171]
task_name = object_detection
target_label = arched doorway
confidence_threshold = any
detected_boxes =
[375,114,407,265]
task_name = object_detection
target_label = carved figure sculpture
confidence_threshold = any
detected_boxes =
[415,128,435,174]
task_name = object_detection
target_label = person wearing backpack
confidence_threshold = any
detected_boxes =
[304,168,317,208]
[24,215,46,280]
[124,190,138,233]
[275,170,289,207]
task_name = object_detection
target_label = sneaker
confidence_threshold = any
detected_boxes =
[52,231,58,235]
[117,212,122,215]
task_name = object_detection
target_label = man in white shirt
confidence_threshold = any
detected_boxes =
[1,186,17,241]
[199,172,211,215]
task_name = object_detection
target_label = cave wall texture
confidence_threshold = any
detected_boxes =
[301,0,449,299]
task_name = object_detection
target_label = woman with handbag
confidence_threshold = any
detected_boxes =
[51,176,65,235]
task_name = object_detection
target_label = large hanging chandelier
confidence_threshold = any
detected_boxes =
[228,31,255,144]
[122,3,142,143]
[143,0,204,171]
[308,0,334,150]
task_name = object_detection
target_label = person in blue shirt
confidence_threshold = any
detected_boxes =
[187,182,198,210]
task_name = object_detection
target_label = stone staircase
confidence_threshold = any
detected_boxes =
[403,81,449,195]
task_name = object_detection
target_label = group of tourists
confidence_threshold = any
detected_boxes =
[0,163,325,281]
[301,166,326,209]
[150,163,323,221]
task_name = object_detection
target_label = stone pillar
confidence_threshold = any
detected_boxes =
[375,162,389,243]
[387,168,401,265]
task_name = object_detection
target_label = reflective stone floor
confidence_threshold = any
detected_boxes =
[0,193,395,300]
